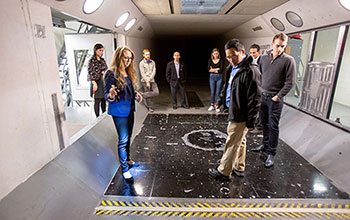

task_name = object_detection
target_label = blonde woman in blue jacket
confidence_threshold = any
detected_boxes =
[104,46,142,183]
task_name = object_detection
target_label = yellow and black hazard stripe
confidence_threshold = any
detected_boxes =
[99,200,350,210]
[95,200,350,218]
[95,210,350,218]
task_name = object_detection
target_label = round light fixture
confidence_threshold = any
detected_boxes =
[286,11,303,27]
[124,18,136,31]
[270,18,285,31]
[339,0,350,11]
[83,0,104,14]
[115,12,129,27]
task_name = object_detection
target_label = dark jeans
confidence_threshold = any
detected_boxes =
[141,82,159,109]
[170,81,186,107]
[259,94,283,156]
[209,73,222,104]
[112,112,134,173]
[94,98,106,117]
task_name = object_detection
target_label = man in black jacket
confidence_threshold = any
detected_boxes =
[208,39,261,180]
[166,51,188,109]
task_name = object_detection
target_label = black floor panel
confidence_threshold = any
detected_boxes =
[105,114,349,199]
[186,91,204,108]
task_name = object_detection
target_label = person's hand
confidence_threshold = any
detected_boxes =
[136,91,143,103]
[272,96,280,102]
[92,81,98,92]
[109,85,118,99]
[209,67,214,73]
[146,82,151,89]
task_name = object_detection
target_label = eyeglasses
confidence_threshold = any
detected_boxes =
[226,55,238,60]
[123,57,133,61]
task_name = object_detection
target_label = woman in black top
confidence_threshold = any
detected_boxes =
[88,43,108,117]
[208,48,224,112]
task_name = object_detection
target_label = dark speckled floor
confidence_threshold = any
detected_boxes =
[105,114,349,199]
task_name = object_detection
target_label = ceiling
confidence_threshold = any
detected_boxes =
[131,0,290,36]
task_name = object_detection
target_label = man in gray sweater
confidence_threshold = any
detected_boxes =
[139,49,159,112]
[251,33,296,168]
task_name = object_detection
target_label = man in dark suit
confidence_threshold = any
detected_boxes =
[166,51,188,109]
[249,44,261,65]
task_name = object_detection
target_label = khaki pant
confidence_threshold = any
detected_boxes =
[218,121,248,176]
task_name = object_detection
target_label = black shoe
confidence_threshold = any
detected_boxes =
[264,154,274,168]
[125,176,134,183]
[208,168,229,181]
[173,106,177,109]
[231,169,244,177]
[251,144,265,152]
[181,105,189,109]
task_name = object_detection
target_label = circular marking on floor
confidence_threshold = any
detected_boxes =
[182,129,227,151]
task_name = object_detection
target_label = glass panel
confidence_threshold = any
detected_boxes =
[329,30,350,128]
[181,0,229,14]
[313,27,340,63]
[284,33,312,106]
[74,49,91,87]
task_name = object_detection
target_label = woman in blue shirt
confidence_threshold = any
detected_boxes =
[104,46,142,183]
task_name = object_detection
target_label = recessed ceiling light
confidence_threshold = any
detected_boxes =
[83,0,104,14]
[286,11,303,27]
[270,18,285,31]
[115,12,129,27]
[124,18,136,32]
[339,0,350,11]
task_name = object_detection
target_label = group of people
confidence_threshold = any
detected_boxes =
[88,47,160,117]
[87,32,296,183]
[209,33,296,181]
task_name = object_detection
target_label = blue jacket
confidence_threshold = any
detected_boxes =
[104,70,135,117]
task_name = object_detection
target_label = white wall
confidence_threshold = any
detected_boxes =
[0,0,69,200]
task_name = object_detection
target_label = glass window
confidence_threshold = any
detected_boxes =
[329,30,350,128]
[313,27,340,63]
[284,32,312,106]
[181,0,229,14]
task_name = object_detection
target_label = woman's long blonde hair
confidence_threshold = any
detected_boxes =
[109,46,137,89]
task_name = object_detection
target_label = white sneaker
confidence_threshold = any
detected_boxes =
[216,107,220,113]
[123,171,132,179]
[208,106,215,111]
